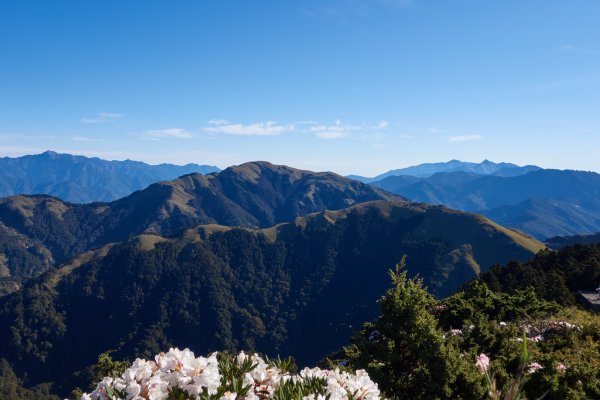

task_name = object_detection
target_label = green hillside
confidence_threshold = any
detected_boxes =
[0,162,401,294]
[0,201,542,396]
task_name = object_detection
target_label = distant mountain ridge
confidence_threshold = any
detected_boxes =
[0,151,221,203]
[348,160,541,182]
[371,169,600,239]
[0,161,401,292]
[544,232,600,249]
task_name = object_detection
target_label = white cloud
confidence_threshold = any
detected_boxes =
[207,119,230,125]
[72,135,106,142]
[369,120,389,129]
[204,121,294,136]
[81,112,125,124]
[143,128,195,139]
[428,126,446,134]
[449,135,482,143]
[315,131,345,139]
[0,133,54,140]
[307,119,391,140]
[310,119,347,139]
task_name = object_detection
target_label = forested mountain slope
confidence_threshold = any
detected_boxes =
[0,162,402,292]
[0,201,543,392]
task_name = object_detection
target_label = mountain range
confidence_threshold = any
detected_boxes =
[369,168,600,239]
[0,156,562,397]
[0,151,220,203]
[348,159,542,182]
[1,153,599,240]
[0,161,400,294]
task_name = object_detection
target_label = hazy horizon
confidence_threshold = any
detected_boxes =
[3,149,596,179]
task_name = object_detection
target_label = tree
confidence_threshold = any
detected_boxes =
[345,258,485,399]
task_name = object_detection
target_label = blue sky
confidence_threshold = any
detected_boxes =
[1,0,599,176]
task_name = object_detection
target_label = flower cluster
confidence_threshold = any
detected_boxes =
[519,320,581,343]
[527,362,543,374]
[82,348,381,400]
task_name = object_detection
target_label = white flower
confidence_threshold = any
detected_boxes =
[237,351,249,365]
[83,348,382,400]
[125,381,141,398]
[528,362,543,374]
[221,391,237,400]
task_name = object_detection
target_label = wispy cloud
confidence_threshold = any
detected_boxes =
[428,126,446,134]
[204,121,294,136]
[559,44,599,55]
[305,119,391,140]
[143,128,195,139]
[202,118,394,140]
[72,135,106,142]
[373,120,389,129]
[449,135,482,143]
[310,119,347,139]
[207,119,231,125]
[0,133,54,140]
[81,112,125,124]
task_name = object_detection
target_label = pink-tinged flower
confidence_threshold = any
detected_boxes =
[449,329,462,336]
[476,353,490,374]
[528,362,543,374]
[556,363,567,372]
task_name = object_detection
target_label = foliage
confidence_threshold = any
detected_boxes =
[481,244,600,305]
[436,280,600,399]
[0,358,60,400]
[344,258,485,399]
[0,202,537,396]
[340,258,600,400]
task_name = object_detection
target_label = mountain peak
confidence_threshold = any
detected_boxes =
[41,150,60,158]
[351,160,540,182]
